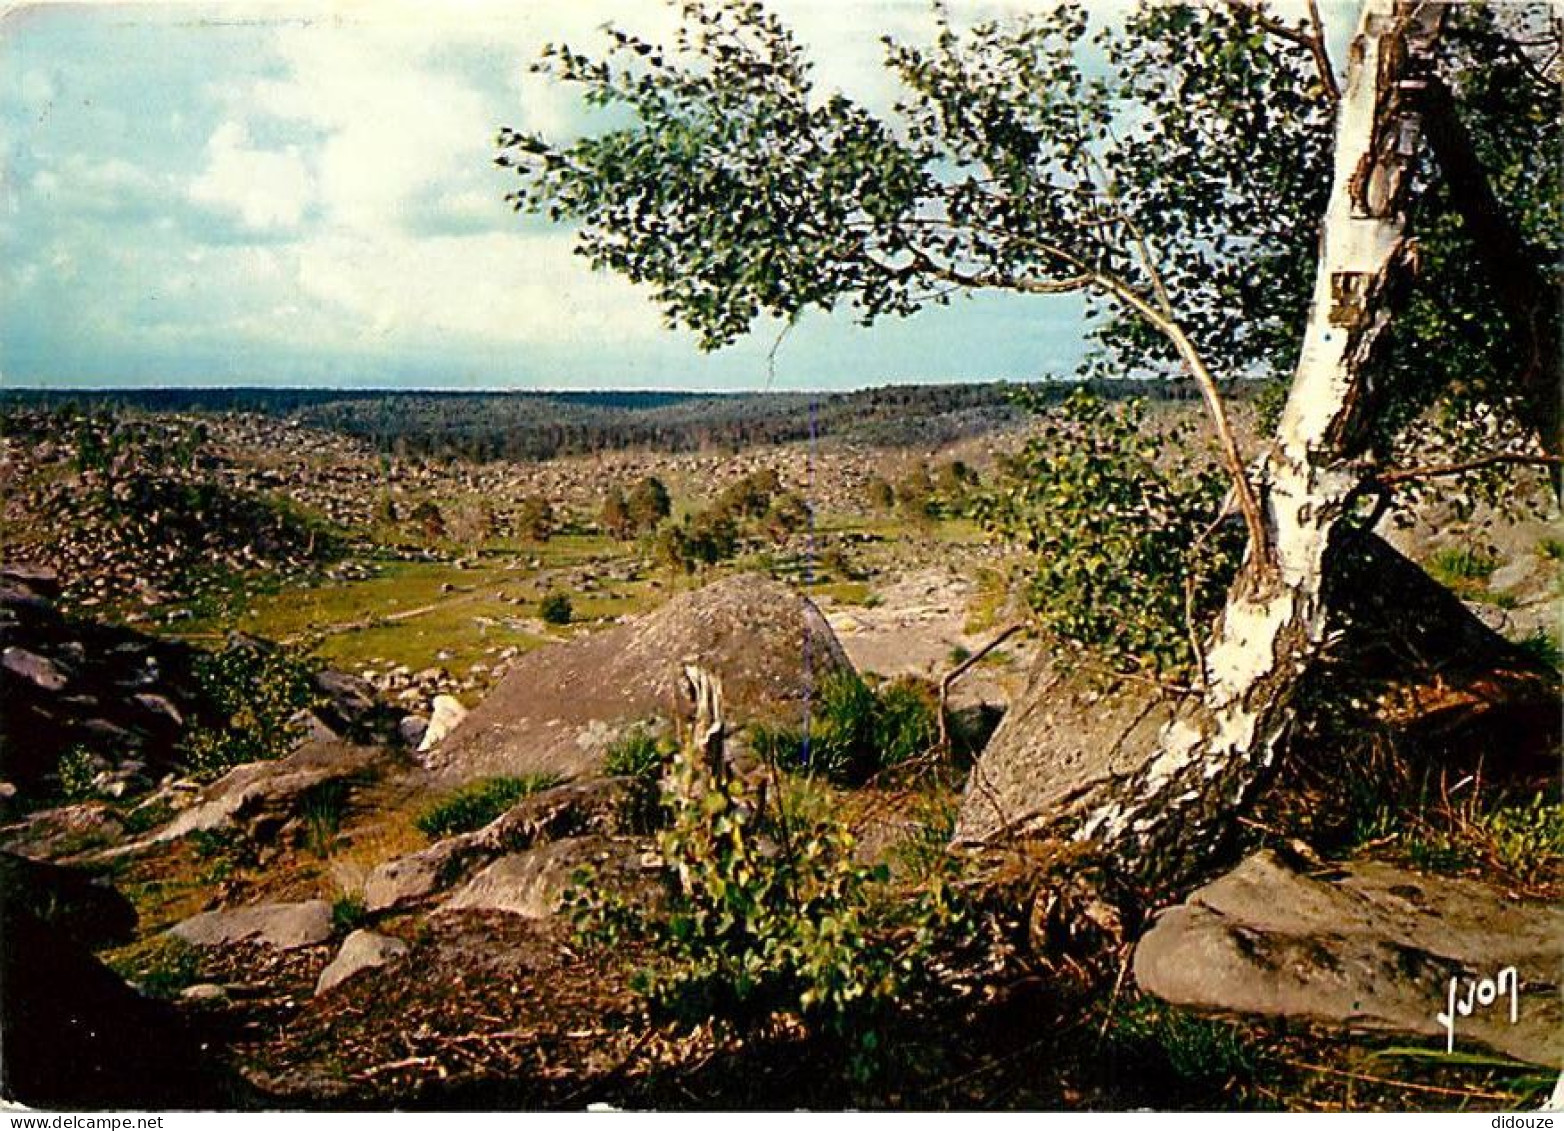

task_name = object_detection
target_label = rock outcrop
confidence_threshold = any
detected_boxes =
[364,777,631,913]
[955,535,1560,847]
[150,739,393,847]
[0,563,201,798]
[1134,849,1563,1066]
[424,573,852,782]
[439,836,659,920]
[171,899,335,950]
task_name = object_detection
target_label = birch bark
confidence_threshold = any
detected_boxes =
[1077,0,1447,881]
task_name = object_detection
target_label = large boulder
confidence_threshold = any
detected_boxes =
[364,777,631,913]
[424,573,852,783]
[1134,849,1563,1066]
[954,662,1176,845]
[955,535,1560,847]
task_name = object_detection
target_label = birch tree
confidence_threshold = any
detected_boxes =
[499,0,1559,882]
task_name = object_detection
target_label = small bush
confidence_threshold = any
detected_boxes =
[300,780,350,858]
[178,638,322,782]
[871,679,940,769]
[1426,545,1499,587]
[56,745,102,802]
[604,726,667,781]
[111,936,202,1000]
[332,894,368,933]
[605,726,672,832]
[1478,794,1563,884]
[1107,997,1258,1092]
[539,592,573,625]
[755,672,939,784]
[122,796,175,836]
[1515,629,1564,672]
[415,773,563,839]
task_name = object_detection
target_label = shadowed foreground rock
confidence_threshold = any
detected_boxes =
[1,908,240,1107]
[425,573,852,783]
[1134,849,1563,1066]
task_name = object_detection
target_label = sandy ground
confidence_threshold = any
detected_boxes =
[821,567,1034,708]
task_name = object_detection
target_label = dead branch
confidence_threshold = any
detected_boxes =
[937,621,1025,752]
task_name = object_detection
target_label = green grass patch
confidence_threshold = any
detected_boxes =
[751,672,939,784]
[332,894,368,933]
[1425,545,1499,592]
[807,580,875,606]
[415,773,565,839]
[1104,997,1260,1097]
[106,935,203,1000]
[1514,628,1563,672]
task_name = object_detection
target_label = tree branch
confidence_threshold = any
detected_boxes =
[937,621,1025,753]
[1373,452,1564,486]
[872,210,1274,570]
[1224,0,1340,103]
[1420,77,1562,468]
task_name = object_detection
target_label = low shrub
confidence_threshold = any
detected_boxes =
[177,637,322,782]
[604,725,672,832]
[754,672,940,784]
[56,745,101,802]
[110,936,202,1000]
[569,731,964,1082]
[415,773,564,839]
[539,592,573,625]
[1105,997,1259,1095]
[1426,544,1499,589]
[300,779,351,858]
[332,894,368,933]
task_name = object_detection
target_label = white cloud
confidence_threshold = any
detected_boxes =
[189,120,313,230]
[243,22,502,234]
[291,230,666,348]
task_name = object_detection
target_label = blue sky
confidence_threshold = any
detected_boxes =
[0,1,1344,392]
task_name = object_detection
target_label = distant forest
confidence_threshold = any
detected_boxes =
[1,379,1227,462]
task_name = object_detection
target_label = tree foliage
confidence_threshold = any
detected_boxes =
[978,390,1242,680]
[501,0,1558,516]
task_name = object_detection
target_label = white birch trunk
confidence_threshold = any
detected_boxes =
[1077,0,1446,880]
